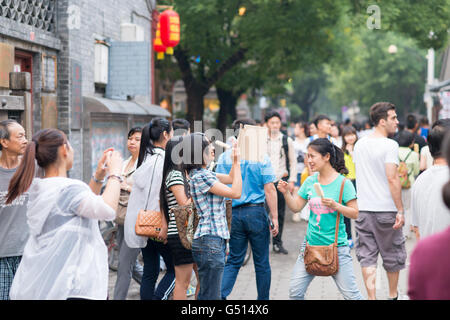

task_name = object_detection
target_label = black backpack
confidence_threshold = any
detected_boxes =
[282,134,291,176]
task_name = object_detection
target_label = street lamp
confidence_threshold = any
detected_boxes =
[388,44,397,54]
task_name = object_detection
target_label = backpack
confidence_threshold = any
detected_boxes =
[398,150,413,189]
[282,134,291,176]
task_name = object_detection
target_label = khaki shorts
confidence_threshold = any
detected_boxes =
[354,211,407,272]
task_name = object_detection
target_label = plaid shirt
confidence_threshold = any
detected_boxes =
[189,168,229,240]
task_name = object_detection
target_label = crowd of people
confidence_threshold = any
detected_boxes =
[0,100,449,300]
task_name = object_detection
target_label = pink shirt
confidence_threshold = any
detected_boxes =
[408,227,450,299]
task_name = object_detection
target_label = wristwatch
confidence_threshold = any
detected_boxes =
[397,211,405,215]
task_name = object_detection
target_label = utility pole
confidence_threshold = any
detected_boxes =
[424,48,435,122]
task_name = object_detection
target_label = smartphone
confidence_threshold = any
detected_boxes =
[268,216,274,229]
[103,151,113,169]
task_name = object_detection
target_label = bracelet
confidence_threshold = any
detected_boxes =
[91,174,106,184]
[108,174,124,183]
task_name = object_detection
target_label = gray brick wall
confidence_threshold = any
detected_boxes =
[1,0,154,181]
[106,41,150,100]
[60,0,153,181]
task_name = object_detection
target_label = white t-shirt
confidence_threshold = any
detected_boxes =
[293,138,308,174]
[353,135,399,212]
[124,148,165,248]
[420,145,433,170]
[411,165,450,238]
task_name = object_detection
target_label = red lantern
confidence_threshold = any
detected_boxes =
[159,9,180,55]
[153,22,166,60]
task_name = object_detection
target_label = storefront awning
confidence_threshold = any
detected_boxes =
[83,96,171,117]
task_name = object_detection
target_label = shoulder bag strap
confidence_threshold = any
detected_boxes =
[334,178,347,245]
[282,134,290,177]
[143,153,161,210]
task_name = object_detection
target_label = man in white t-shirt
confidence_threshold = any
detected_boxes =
[353,102,405,300]
[411,119,450,239]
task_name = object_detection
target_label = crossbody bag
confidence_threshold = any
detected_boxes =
[303,178,346,276]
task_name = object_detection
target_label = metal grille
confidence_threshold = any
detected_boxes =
[7,110,22,122]
[0,0,56,33]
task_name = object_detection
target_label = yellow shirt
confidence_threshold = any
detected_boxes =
[344,153,356,180]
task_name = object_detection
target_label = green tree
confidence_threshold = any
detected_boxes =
[350,0,450,49]
[159,0,348,127]
[326,29,428,118]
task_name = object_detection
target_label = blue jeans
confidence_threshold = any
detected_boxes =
[192,235,226,300]
[290,239,365,300]
[221,206,271,300]
[140,239,175,300]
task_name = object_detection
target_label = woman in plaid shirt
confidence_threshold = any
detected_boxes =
[182,133,242,300]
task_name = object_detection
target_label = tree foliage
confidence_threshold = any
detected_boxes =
[156,0,450,125]
[158,0,350,124]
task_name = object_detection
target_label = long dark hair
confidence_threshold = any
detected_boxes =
[308,138,348,175]
[341,126,358,155]
[137,118,172,168]
[6,129,68,204]
[160,136,189,222]
[181,133,211,173]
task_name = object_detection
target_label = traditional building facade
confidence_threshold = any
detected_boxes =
[0,0,169,181]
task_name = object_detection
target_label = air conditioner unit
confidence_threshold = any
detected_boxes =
[120,23,145,42]
[94,42,109,84]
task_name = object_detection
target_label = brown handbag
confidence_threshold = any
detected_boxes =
[115,189,130,225]
[171,203,200,250]
[225,199,232,232]
[135,154,163,238]
[303,178,346,277]
[115,168,136,225]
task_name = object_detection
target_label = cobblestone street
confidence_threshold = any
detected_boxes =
[108,208,416,300]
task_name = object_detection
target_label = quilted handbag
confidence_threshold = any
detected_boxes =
[303,178,346,277]
[134,154,163,239]
[135,209,163,238]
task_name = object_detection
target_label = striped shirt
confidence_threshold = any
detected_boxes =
[189,168,229,240]
[165,170,186,237]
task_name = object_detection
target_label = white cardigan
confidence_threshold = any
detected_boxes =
[124,148,165,248]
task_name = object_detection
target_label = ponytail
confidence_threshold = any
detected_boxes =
[443,181,450,209]
[330,143,348,175]
[5,129,67,204]
[137,118,172,168]
[308,138,348,175]
[442,132,450,209]
[5,141,37,205]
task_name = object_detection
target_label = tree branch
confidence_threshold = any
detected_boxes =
[174,48,209,95]
[206,47,248,88]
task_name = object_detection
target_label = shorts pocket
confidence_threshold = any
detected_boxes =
[355,212,366,224]
[375,213,396,225]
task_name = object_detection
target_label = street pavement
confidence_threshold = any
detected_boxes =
[108,208,416,300]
